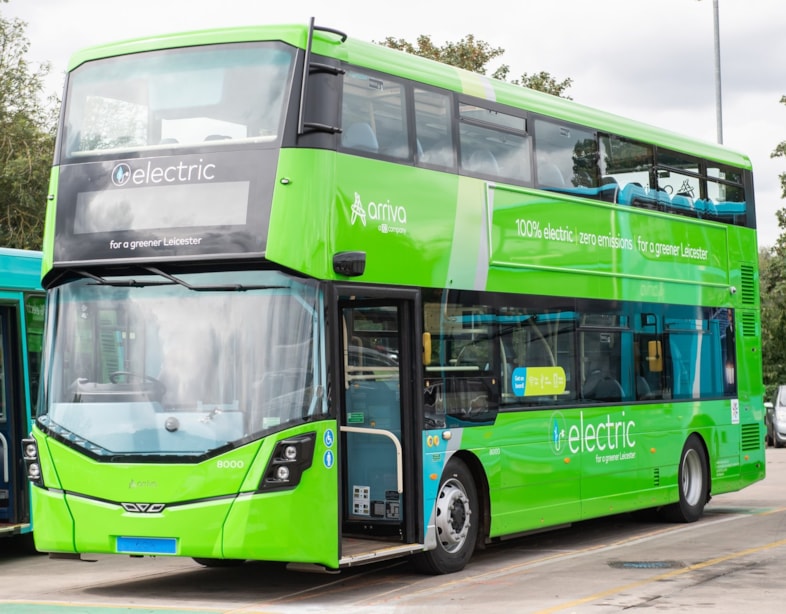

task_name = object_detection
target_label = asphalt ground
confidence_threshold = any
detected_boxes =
[2,447,785,613]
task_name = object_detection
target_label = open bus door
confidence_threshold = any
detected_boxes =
[0,304,30,536]
[335,290,424,565]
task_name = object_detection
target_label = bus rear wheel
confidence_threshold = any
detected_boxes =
[412,457,479,574]
[660,434,708,523]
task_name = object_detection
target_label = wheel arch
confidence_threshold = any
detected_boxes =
[687,430,712,503]
[449,450,490,549]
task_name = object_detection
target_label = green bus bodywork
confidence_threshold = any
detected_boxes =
[28,21,763,574]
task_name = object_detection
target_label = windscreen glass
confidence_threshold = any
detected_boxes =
[39,270,326,458]
[62,41,296,159]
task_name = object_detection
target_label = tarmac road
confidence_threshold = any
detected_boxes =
[2,447,785,613]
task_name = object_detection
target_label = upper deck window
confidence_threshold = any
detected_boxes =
[62,42,296,160]
[458,102,530,183]
[340,70,408,159]
[534,119,601,198]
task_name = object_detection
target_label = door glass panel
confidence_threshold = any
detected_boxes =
[0,314,6,423]
[342,305,402,525]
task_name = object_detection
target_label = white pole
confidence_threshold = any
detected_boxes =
[713,0,723,144]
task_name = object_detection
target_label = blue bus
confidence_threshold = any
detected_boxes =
[0,248,44,539]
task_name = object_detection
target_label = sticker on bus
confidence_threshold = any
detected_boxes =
[511,366,567,396]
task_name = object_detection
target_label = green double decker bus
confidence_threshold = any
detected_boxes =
[0,248,44,540]
[24,19,764,574]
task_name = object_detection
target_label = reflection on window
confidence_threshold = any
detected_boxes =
[341,70,408,158]
[42,271,324,456]
[459,102,530,184]
[0,316,6,423]
[64,42,296,157]
[423,292,499,426]
[595,134,748,225]
[421,290,736,424]
[24,296,44,413]
[414,88,454,167]
[534,119,602,199]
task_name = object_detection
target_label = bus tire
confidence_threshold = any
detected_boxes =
[660,434,708,523]
[411,457,478,575]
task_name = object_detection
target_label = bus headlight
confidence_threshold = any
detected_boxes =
[27,462,42,481]
[22,437,43,486]
[260,433,316,492]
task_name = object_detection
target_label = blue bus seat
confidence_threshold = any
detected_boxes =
[670,192,697,215]
[584,373,624,402]
[654,189,672,211]
[382,136,424,160]
[709,200,747,218]
[599,176,619,203]
[546,177,619,203]
[618,182,651,207]
[342,122,379,152]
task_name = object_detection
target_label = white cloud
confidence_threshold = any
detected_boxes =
[4,0,786,247]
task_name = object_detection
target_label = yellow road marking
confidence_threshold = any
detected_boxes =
[534,535,786,613]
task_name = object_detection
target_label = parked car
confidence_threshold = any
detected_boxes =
[766,386,786,447]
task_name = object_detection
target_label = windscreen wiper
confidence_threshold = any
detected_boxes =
[144,267,288,292]
[73,268,288,292]
[73,269,172,287]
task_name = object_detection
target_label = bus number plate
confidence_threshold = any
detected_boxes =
[116,536,177,555]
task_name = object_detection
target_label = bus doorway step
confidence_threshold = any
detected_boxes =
[339,536,424,568]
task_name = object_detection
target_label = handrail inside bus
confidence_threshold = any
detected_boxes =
[0,432,8,482]
[340,425,403,493]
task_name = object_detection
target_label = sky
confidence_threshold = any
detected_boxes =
[5,0,786,248]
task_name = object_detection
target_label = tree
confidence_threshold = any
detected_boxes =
[772,96,786,203]
[762,95,786,394]
[0,5,57,250]
[759,243,786,398]
[379,34,573,98]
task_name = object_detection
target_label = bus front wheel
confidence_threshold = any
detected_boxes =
[660,434,708,523]
[412,457,479,574]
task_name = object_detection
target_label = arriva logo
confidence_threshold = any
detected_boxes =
[111,159,216,187]
[549,410,636,456]
[350,192,408,234]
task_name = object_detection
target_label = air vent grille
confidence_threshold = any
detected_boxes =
[739,264,755,306]
[741,311,757,337]
[741,423,761,452]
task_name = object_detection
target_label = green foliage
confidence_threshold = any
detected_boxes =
[378,34,572,99]
[772,96,786,202]
[759,246,786,398]
[762,95,786,395]
[0,10,57,250]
